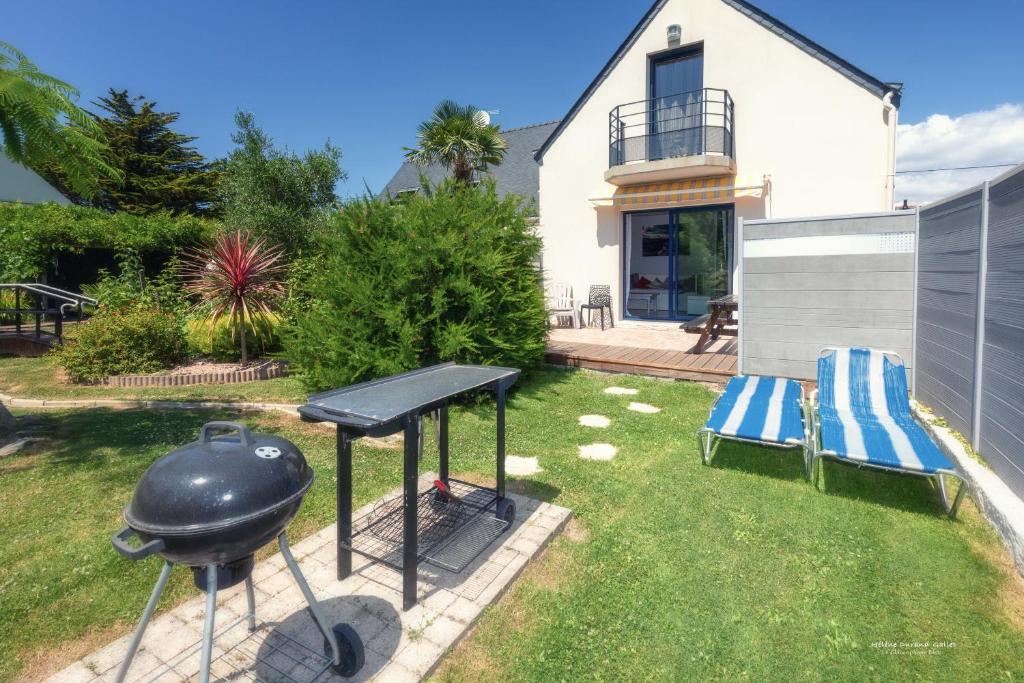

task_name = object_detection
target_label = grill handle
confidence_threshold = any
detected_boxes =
[112,527,165,561]
[199,421,254,448]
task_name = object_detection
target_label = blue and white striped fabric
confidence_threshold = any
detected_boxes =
[705,375,805,445]
[817,347,953,474]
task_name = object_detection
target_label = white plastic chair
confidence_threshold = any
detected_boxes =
[546,282,578,328]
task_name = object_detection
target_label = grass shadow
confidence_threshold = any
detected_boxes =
[507,478,561,503]
[707,440,807,482]
[815,457,947,517]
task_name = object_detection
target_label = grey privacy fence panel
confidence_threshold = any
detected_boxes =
[914,188,984,438]
[739,211,916,380]
[979,167,1024,496]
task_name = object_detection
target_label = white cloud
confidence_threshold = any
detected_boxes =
[895,104,1024,205]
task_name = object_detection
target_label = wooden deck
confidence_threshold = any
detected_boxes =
[546,338,737,383]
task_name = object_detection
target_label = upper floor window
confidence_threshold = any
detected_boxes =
[651,47,703,100]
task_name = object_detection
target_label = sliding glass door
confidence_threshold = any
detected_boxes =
[624,205,733,321]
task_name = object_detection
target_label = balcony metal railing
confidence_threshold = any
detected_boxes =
[609,88,734,168]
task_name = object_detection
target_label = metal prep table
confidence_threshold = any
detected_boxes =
[297,362,520,610]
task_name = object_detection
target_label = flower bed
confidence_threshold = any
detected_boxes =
[100,360,287,387]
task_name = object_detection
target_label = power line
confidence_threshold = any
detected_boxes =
[895,162,1022,174]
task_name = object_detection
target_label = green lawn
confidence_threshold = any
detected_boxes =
[0,355,307,403]
[1,368,1022,682]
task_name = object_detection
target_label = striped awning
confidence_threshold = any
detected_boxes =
[590,176,764,208]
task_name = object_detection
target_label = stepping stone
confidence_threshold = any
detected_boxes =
[578,443,618,461]
[579,414,611,428]
[628,402,661,414]
[604,387,638,396]
[506,455,543,476]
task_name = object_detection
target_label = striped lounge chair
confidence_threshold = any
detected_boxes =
[811,347,968,518]
[698,375,810,475]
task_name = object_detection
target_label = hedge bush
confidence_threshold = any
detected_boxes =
[286,180,547,390]
[52,305,188,382]
[0,202,219,282]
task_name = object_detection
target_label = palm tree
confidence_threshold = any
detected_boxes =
[0,41,119,198]
[404,100,507,183]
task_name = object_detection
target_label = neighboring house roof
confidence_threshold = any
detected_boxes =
[534,0,901,162]
[382,120,560,214]
[0,155,70,205]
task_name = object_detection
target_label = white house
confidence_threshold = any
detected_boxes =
[0,155,70,205]
[535,0,901,322]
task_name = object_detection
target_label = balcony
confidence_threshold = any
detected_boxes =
[606,88,735,186]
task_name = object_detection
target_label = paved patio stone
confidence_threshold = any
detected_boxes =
[578,414,611,428]
[578,442,618,461]
[603,386,639,395]
[47,482,570,683]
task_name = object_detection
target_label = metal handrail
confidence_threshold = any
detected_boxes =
[0,283,99,343]
[2,283,98,306]
[609,87,735,167]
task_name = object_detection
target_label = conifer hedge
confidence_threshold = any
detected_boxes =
[286,180,548,390]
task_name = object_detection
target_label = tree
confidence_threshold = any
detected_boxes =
[219,111,344,254]
[38,89,220,216]
[180,230,286,364]
[0,40,119,198]
[404,100,507,183]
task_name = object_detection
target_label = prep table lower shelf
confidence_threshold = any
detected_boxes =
[344,478,510,574]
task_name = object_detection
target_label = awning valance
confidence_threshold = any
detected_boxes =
[589,176,765,208]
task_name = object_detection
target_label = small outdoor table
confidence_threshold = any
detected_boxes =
[297,362,520,610]
[694,294,738,353]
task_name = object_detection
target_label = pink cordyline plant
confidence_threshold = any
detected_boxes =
[180,230,286,364]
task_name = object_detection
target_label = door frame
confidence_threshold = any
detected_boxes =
[621,203,735,322]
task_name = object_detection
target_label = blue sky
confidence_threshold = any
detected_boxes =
[7,0,1024,201]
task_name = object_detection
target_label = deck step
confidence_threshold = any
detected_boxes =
[545,342,735,383]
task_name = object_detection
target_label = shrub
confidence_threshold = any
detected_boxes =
[187,314,282,361]
[285,179,547,391]
[82,254,189,316]
[52,305,188,382]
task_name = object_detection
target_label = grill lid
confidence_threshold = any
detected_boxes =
[124,422,313,536]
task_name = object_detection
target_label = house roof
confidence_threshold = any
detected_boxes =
[381,120,560,214]
[534,0,901,162]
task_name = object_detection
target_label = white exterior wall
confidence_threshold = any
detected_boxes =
[0,156,70,205]
[538,0,895,317]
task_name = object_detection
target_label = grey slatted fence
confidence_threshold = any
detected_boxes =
[978,167,1024,496]
[914,164,1024,500]
[914,188,983,438]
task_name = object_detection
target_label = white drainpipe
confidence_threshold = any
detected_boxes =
[882,91,898,209]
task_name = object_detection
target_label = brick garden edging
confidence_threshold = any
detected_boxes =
[100,360,287,387]
[0,392,300,415]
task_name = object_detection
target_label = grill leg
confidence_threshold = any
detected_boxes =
[279,532,341,666]
[115,561,173,683]
[244,575,256,632]
[337,427,352,580]
[402,415,420,610]
[496,388,507,500]
[199,565,218,683]
[439,404,449,485]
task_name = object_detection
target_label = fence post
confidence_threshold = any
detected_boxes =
[911,206,920,396]
[736,215,744,375]
[971,181,991,451]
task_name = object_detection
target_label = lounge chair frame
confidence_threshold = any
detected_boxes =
[808,347,969,519]
[698,380,813,478]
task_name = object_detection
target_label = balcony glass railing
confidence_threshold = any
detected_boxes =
[609,88,734,167]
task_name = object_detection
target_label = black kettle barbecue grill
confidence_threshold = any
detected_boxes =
[112,421,364,682]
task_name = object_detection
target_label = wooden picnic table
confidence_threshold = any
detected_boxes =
[694,294,737,353]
